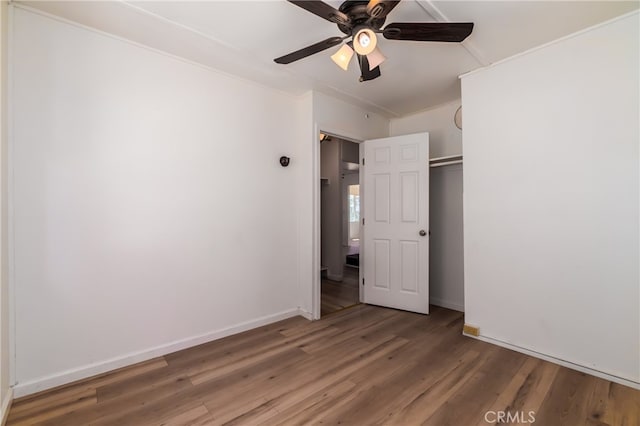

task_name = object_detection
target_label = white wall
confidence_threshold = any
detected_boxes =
[390,102,465,312]
[11,7,306,395]
[0,0,11,419]
[313,92,389,144]
[461,12,639,384]
[390,101,462,158]
[295,91,389,318]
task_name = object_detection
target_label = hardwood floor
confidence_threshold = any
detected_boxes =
[321,266,359,316]
[8,305,639,425]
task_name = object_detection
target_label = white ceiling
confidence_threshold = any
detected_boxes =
[19,1,639,117]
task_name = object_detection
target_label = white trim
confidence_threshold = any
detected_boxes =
[0,387,13,426]
[297,308,313,321]
[466,334,640,390]
[430,297,464,313]
[459,9,640,80]
[312,122,321,320]
[6,2,16,389]
[12,308,301,398]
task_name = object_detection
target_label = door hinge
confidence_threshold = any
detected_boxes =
[362,278,365,286]
[362,158,365,166]
[362,218,365,225]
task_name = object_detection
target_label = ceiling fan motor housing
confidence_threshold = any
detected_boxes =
[337,0,386,34]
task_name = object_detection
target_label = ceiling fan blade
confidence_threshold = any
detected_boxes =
[359,55,381,81]
[274,36,344,64]
[383,22,474,42]
[288,0,351,25]
[366,0,400,19]
[349,42,381,81]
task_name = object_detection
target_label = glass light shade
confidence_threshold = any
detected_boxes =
[366,47,386,70]
[353,29,377,55]
[331,44,354,71]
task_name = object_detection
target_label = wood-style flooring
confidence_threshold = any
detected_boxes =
[8,304,639,425]
[321,266,359,316]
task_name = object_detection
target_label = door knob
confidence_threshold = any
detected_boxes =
[419,230,427,236]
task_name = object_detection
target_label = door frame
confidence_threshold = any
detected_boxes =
[312,123,363,320]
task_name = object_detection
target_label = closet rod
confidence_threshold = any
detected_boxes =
[430,160,463,168]
[429,154,463,168]
[430,154,462,163]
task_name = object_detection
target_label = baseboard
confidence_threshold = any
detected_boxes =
[430,297,464,312]
[467,334,640,390]
[13,308,301,398]
[1,388,13,426]
[297,307,314,321]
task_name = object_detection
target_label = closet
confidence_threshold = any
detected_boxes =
[428,154,464,312]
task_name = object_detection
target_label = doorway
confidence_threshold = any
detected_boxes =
[320,132,361,316]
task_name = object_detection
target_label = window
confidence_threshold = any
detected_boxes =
[348,185,360,223]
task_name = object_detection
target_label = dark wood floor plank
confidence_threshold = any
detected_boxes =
[164,329,287,371]
[188,325,343,385]
[204,334,408,424]
[385,350,493,425]
[300,309,403,354]
[423,346,528,425]
[223,337,410,425]
[602,381,640,426]
[158,403,213,426]
[319,346,485,425]
[7,389,96,426]
[535,368,603,426]
[262,379,357,425]
[7,305,639,425]
[321,266,359,316]
[182,348,309,421]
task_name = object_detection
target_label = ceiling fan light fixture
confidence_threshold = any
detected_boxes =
[353,28,377,55]
[331,43,354,71]
[366,47,386,70]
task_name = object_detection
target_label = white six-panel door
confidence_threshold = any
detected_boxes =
[362,133,429,314]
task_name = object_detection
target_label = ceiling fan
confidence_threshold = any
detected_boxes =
[274,0,474,82]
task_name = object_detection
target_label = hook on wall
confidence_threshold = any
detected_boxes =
[279,156,290,167]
